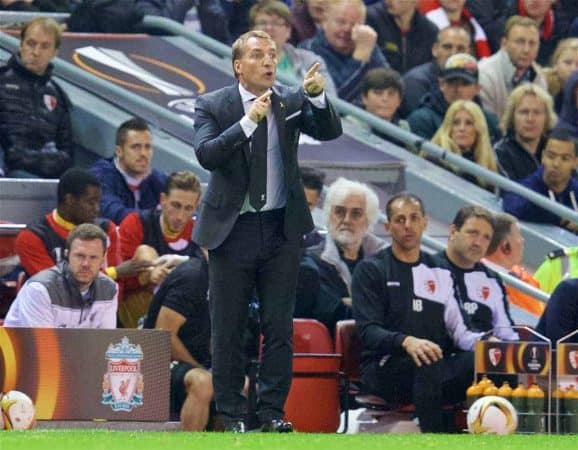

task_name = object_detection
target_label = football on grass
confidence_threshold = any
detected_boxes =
[467,395,518,435]
[1,390,36,430]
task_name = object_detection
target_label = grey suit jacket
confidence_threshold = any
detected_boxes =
[192,83,342,250]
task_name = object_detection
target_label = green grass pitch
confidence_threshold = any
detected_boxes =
[0,431,576,450]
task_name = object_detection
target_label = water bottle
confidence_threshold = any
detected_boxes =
[511,383,528,432]
[566,385,578,434]
[526,383,545,433]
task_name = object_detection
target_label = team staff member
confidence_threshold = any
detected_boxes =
[352,193,482,433]
[5,224,118,328]
[0,17,74,178]
[192,30,342,432]
[434,206,518,340]
[144,258,212,431]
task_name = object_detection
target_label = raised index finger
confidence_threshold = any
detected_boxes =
[305,62,320,78]
[256,89,273,103]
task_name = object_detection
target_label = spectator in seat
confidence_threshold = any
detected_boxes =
[401,25,472,117]
[250,0,337,97]
[543,38,578,114]
[478,15,547,120]
[433,205,518,340]
[144,257,213,431]
[536,278,578,343]
[366,0,439,74]
[408,53,501,144]
[361,68,408,136]
[0,17,74,178]
[290,0,328,45]
[346,67,413,149]
[299,0,389,102]
[424,0,491,59]
[119,171,204,328]
[428,100,498,190]
[503,128,578,233]
[352,192,482,433]
[506,0,571,67]
[4,223,118,328]
[14,168,149,280]
[495,83,556,182]
[90,117,167,225]
[553,71,578,140]
[484,213,545,317]
[296,177,384,333]
[300,165,326,247]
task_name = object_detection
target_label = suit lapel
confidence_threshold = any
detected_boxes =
[226,84,251,162]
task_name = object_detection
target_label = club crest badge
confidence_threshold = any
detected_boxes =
[489,347,502,366]
[43,94,57,111]
[477,286,490,301]
[102,337,144,412]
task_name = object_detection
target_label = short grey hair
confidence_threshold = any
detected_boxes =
[323,177,380,228]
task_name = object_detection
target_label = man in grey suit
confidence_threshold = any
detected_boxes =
[192,30,342,432]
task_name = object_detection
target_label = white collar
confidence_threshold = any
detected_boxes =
[114,157,150,187]
[238,83,273,103]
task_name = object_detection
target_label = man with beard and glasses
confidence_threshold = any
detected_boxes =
[295,177,385,333]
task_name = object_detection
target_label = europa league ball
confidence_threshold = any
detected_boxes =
[467,395,518,435]
[1,390,36,430]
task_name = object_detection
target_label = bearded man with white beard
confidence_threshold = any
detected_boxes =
[295,177,385,334]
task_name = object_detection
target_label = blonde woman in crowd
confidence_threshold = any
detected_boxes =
[495,83,557,181]
[543,38,578,114]
[427,100,497,190]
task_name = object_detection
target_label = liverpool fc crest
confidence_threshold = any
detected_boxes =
[102,337,144,412]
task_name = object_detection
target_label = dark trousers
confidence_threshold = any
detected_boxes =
[208,208,300,425]
[369,351,474,432]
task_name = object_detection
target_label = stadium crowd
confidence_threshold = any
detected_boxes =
[2,0,578,435]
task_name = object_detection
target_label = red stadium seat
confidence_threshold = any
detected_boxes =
[284,319,341,432]
[292,318,334,353]
[335,320,388,432]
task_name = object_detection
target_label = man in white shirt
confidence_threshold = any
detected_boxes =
[4,223,118,328]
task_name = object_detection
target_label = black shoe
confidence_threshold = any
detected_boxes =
[260,419,293,433]
[225,420,246,433]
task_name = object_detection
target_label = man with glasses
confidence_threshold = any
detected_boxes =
[249,0,336,96]
[296,177,385,334]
